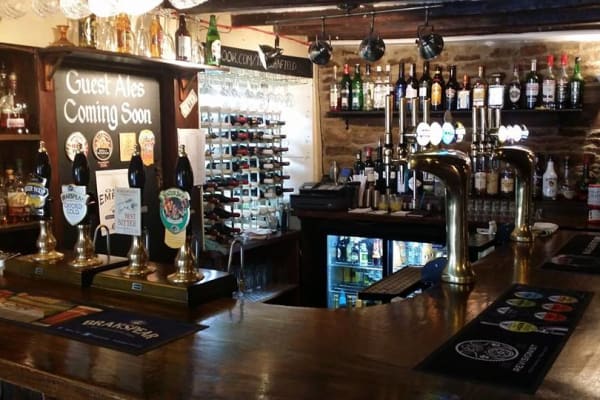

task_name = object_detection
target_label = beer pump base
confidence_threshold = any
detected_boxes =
[31,251,64,263]
[121,265,156,278]
[6,252,128,287]
[93,263,234,307]
[69,257,103,268]
[167,270,205,285]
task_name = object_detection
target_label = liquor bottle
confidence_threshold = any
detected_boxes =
[374,138,384,191]
[533,153,544,200]
[474,150,487,197]
[560,155,576,200]
[507,64,522,109]
[340,63,352,111]
[486,155,499,198]
[0,72,28,134]
[351,64,363,111]
[150,15,163,58]
[363,64,375,111]
[488,73,505,109]
[457,74,471,111]
[500,162,515,198]
[329,65,341,111]
[405,63,419,111]
[353,150,365,176]
[72,145,90,187]
[336,236,347,262]
[418,61,431,111]
[542,54,556,109]
[175,144,193,193]
[569,56,584,109]
[128,144,145,191]
[205,15,221,66]
[556,54,570,109]
[373,65,385,110]
[394,63,406,110]
[175,14,192,61]
[384,64,393,99]
[115,13,133,54]
[524,59,540,109]
[542,156,558,200]
[445,65,459,111]
[430,64,445,111]
[31,141,52,219]
[471,65,487,108]
[78,14,96,48]
[364,147,375,184]
[577,155,592,201]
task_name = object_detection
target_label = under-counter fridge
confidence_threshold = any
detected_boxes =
[326,235,445,308]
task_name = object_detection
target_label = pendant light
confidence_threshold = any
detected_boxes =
[416,8,444,60]
[308,17,332,66]
[358,13,385,62]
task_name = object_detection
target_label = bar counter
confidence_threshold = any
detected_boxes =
[0,230,599,399]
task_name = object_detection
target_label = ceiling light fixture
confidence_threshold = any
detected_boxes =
[258,26,284,70]
[308,17,333,65]
[416,7,444,60]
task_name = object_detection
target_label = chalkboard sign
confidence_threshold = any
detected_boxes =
[54,68,163,255]
[220,45,313,78]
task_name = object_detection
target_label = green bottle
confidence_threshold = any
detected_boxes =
[205,15,221,66]
[351,64,363,111]
[569,56,584,109]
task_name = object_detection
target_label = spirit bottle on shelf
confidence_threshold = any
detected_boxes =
[430,64,445,111]
[394,62,406,110]
[507,64,522,109]
[418,61,431,112]
[556,54,570,109]
[457,74,471,111]
[405,63,418,111]
[471,65,487,108]
[205,14,222,66]
[445,65,458,111]
[569,56,584,109]
[175,14,192,61]
[329,65,341,112]
[542,54,556,109]
[560,155,576,200]
[524,59,540,109]
[340,63,352,111]
[351,64,363,111]
[542,157,558,200]
[363,64,375,111]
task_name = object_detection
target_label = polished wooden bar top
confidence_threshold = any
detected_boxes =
[0,230,599,399]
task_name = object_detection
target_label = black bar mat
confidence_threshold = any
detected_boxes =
[543,234,600,273]
[416,284,592,394]
[0,289,206,355]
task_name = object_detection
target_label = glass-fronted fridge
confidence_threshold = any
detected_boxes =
[326,235,445,308]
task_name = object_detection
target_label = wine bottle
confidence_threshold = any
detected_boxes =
[430,64,445,111]
[394,63,406,111]
[405,63,418,112]
[340,63,352,111]
[175,14,192,61]
[362,63,375,111]
[556,54,570,110]
[445,65,458,111]
[351,64,363,111]
[569,56,584,109]
[524,59,540,109]
[471,65,487,108]
[542,54,556,109]
[33,140,52,219]
[329,65,341,111]
[507,64,522,109]
[205,14,221,66]
[418,61,431,112]
[457,74,471,111]
[204,193,240,204]
[175,144,193,193]
[353,150,365,176]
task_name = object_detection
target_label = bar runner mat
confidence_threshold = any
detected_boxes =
[543,234,600,273]
[416,283,592,394]
[0,289,206,355]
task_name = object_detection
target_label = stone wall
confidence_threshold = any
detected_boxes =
[316,38,600,181]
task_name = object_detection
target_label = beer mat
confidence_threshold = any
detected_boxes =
[0,289,206,355]
[416,284,592,394]
[543,234,600,273]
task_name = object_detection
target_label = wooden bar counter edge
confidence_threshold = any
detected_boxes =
[0,229,597,399]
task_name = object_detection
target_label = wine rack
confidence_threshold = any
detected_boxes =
[201,106,290,247]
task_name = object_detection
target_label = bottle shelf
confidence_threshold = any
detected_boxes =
[0,134,40,142]
[326,108,582,118]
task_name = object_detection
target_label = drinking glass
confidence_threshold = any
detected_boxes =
[160,12,176,60]
[97,17,117,52]
[135,16,151,57]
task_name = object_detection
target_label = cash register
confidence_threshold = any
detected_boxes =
[290,179,357,211]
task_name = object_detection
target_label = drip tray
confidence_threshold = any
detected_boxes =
[6,252,129,287]
[92,263,237,307]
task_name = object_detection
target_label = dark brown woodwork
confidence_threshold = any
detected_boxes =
[0,230,598,398]
[224,0,600,40]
